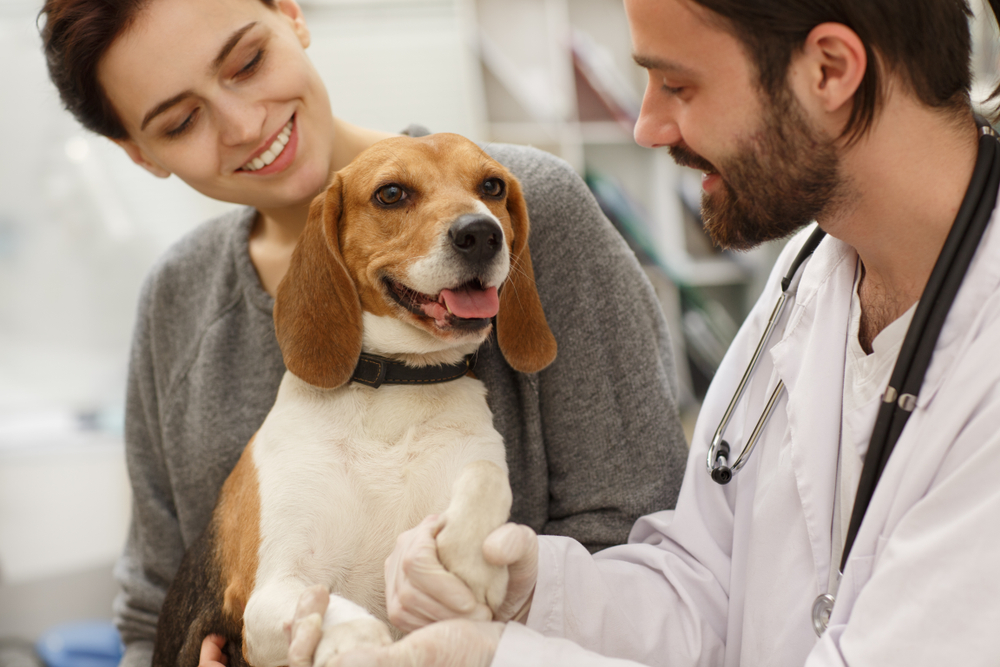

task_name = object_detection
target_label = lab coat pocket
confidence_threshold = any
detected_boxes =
[846,554,874,602]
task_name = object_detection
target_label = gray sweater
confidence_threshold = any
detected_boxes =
[113,141,689,667]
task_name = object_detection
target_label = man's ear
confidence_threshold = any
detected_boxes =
[113,138,171,178]
[790,22,866,123]
[275,0,310,49]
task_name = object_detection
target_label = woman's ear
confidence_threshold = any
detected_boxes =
[274,0,310,49]
[790,22,867,127]
[273,174,363,388]
[495,175,557,374]
[114,138,170,178]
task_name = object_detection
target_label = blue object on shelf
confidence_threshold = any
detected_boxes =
[35,622,123,667]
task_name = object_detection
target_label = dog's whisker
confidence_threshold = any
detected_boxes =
[501,255,532,310]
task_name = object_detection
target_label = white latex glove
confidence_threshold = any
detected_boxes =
[324,619,504,667]
[384,515,538,633]
[481,522,538,623]
[287,585,330,667]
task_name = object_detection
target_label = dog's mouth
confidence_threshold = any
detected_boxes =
[385,278,498,331]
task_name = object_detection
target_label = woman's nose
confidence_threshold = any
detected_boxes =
[633,83,681,149]
[216,97,266,147]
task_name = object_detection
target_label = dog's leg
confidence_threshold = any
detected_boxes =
[435,460,513,614]
[243,580,315,667]
[243,579,392,667]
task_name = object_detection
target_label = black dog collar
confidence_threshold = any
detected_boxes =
[351,353,472,389]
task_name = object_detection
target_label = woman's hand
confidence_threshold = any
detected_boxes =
[384,515,539,633]
[199,634,229,667]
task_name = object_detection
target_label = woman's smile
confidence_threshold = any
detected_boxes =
[238,116,296,174]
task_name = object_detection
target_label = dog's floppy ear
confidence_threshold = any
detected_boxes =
[274,174,363,388]
[496,175,557,373]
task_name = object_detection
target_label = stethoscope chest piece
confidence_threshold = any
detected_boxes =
[811,593,835,636]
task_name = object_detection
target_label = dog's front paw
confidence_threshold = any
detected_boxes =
[436,460,512,614]
[313,617,393,666]
[436,518,509,613]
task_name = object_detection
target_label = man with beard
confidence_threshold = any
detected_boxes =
[273,0,1000,665]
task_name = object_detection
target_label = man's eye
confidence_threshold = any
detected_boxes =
[481,178,505,198]
[662,82,686,96]
[375,184,407,205]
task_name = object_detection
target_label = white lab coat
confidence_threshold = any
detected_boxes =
[491,197,1000,667]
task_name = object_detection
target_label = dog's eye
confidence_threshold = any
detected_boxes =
[481,178,505,198]
[375,184,406,206]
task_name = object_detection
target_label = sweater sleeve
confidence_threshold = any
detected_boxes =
[112,270,186,667]
[511,147,689,550]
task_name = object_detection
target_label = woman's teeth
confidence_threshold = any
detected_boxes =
[241,120,293,172]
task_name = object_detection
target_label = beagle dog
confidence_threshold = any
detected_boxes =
[151,133,557,667]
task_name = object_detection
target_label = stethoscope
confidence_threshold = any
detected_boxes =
[705,116,1000,636]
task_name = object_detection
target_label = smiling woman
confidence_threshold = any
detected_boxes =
[95,0,341,215]
[37,0,689,665]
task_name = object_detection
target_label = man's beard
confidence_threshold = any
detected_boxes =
[669,89,841,251]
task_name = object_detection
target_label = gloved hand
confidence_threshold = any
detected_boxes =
[384,515,539,633]
[286,584,503,667]
[315,619,504,667]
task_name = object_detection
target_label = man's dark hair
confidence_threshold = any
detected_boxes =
[39,0,277,140]
[690,0,1000,142]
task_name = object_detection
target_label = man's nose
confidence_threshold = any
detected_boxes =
[633,83,681,149]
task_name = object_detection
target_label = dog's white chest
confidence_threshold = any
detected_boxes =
[249,371,506,613]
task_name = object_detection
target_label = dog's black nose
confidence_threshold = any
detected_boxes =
[449,215,502,264]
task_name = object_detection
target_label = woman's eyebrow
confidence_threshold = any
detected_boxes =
[212,21,258,70]
[141,90,193,131]
[140,21,258,131]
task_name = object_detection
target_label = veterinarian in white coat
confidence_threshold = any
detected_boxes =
[480,218,1000,665]
[288,0,1000,665]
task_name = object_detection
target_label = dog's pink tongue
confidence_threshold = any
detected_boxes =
[440,285,499,319]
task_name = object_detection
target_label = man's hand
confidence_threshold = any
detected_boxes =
[384,515,539,633]
[481,522,538,623]
[199,634,228,667]
[287,585,330,667]
[284,584,503,667]
[322,619,504,667]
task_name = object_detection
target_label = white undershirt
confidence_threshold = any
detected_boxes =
[830,262,916,594]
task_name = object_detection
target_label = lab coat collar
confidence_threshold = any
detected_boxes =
[774,187,1000,414]
[911,184,1000,409]
[768,232,856,591]
[763,191,1000,588]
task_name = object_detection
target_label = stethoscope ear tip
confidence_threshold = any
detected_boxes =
[711,466,733,484]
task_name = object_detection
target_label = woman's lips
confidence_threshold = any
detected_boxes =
[239,117,296,174]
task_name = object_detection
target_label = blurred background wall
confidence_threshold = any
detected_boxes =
[1,0,999,644]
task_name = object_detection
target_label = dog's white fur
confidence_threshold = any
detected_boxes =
[241,212,513,666]
[404,201,512,299]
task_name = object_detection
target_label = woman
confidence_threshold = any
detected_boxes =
[39,0,689,665]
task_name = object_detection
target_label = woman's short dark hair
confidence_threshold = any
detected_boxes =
[39,0,275,139]
[690,0,999,142]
